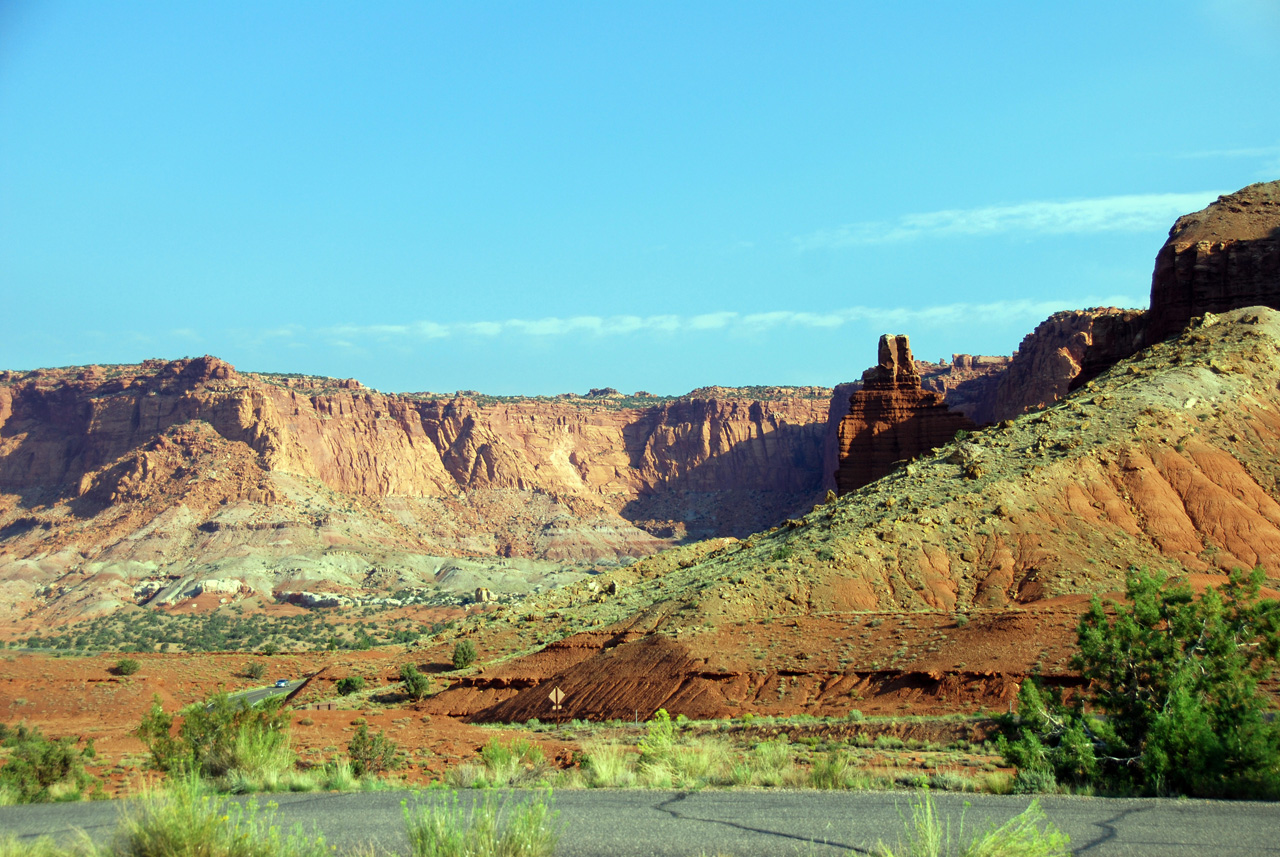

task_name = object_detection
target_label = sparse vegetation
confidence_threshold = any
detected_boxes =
[20,609,441,654]
[0,724,100,803]
[135,692,293,789]
[112,774,330,857]
[113,658,141,676]
[474,737,547,787]
[400,664,431,701]
[876,791,1069,857]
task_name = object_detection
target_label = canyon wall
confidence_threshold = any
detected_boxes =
[1147,181,1280,344]
[1070,180,1280,383]
[0,358,832,547]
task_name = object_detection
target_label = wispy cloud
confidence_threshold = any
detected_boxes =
[795,191,1226,250]
[1174,146,1280,160]
[312,296,1145,345]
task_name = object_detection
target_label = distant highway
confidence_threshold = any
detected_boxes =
[3,789,1278,856]
[221,679,306,708]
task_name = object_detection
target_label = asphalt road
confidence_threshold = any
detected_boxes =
[3,789,1277,856]
[223,679,306,708]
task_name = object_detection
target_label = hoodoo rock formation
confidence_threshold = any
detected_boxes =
[825,310,1144,487]
[1147,180,1280,343]
[834,335,977,494]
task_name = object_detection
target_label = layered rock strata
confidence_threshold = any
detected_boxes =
[1071,180,1280,382]
[1147,180,1280,343]
[834,335,977,493]
[0,359,839,622]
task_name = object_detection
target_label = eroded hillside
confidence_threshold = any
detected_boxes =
[422,307,1280,721]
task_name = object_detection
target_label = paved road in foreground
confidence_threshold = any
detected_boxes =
[3,789,1276,856]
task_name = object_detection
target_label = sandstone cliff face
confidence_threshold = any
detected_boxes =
[0,360,833,622]
[918,354,1011,417]
[834,336,977,494]
[1147,181,1280,343]
[967,308,1155,424]
[0,363,830,515]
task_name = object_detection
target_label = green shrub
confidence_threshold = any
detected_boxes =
[581,742,637,788]
[402,790,558,857]
[479,738,545,787]
[136,692,293,785]
[747,739,797,787]
[335,676,366,696]
[114,774,329,857]
[637,709,675,765]
[1013,766,1059,795]
[400,664,431,701]
[0,725,99,803]
[114,658,141,676]
[244,662,267,680]
[451,641,477,670]
[1002,566,1280,798]
[0,834,72,857]
[347,724,402,778]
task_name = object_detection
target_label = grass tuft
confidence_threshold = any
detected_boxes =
[402,790,558,857]
[875,791,1069,857]
[112,774,330,857]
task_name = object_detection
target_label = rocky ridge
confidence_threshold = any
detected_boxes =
[1148,180,1280,343]
[1072,180,1280,379]
[425,307,1280,721]
[0,365,831,624]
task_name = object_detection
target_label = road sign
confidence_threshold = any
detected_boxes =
[548,686,566,711]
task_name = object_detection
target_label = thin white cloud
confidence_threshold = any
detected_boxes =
[1175,146,1280,159]
[690,312,737,330]
[795,191,1226,250]
[309,296,1145,345]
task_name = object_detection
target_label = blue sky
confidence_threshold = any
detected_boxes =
[2,1,1278,395]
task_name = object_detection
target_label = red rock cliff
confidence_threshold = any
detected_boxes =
[0,358,832,548]
[834,335,977,494]
[1147,180,1280,343]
